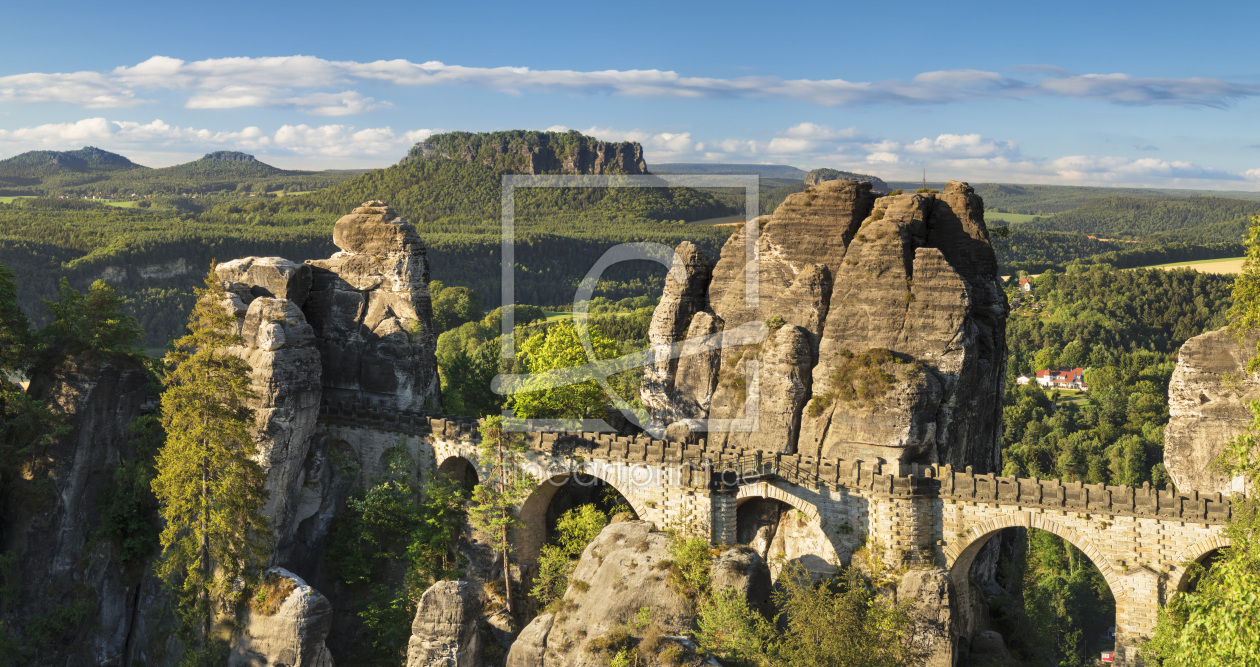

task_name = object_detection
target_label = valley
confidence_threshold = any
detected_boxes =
[0,130,1256,667]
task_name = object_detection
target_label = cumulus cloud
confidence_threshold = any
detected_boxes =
[2,56,1256,113]
[904,133,1019,158]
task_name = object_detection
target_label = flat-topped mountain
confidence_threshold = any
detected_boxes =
[404,129,648,175]
[805,167,888,191]
[201,150,259,162]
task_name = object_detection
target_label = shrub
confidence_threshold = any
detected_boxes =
[250,571,296,615]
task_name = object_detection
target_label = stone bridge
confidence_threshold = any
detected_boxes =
[316,401,1231,665]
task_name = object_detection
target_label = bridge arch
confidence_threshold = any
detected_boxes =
[735,481,843,579]
[517,471,648,567]
[1170,535,1231,593]
[436,454,480,492]
[945,513,1124,602]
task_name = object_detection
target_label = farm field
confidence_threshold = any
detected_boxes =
[1141,256,1245,274]
[986,211,1041,223]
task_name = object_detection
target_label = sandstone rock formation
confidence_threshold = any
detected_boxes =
[896,569,959,667]
[230,569,334,667]
[405,580,484,667]
[4,355,154,665]
[304,201,440,412]
[507,521,768,666]
[642,180,1007,471]
[215,286,323,548]
[1165,327,1259,494]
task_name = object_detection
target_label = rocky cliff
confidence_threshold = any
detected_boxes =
[405,130,648,175]
[1165,326,1259,494]
[217,258,324,553]
[642,180,1007,471]
[804,167,889,192]
[1,355,159,665]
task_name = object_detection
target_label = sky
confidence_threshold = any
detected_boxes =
[2,0,1259,189]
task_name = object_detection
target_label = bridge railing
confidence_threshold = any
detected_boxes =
[316,399,1233,523]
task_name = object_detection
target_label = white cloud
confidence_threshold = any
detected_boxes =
[0,71,141,108]
[866,152,900,165]
[904,133,1018,158]
[3,56,1255,114]
[781,122,860,140]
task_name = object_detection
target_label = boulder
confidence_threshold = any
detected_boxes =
[1165,327,1259,494]
[216,256,313,306]
[968,630,1015,667]
[506,521,765,666]
[405,580,483,667]
[303,201,441,412]
[230,568,334,667]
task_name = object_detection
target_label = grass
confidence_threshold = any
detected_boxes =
[101,200,137,208]
[986,211,1041,223]
[0,196,32,204]
[1137,256,1245,275]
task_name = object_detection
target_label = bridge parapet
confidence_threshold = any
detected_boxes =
[317,400,1233,524]
[928,464,1232,524]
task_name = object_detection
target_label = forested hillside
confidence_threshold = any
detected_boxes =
[1021,196,1260,241]
[0,132,735,346]
[993,265,1234,665]
[0,148,360,197]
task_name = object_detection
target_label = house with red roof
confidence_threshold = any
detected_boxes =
[1034,367,1088,390]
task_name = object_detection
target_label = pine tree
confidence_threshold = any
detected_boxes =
[151,270,270,663]
[469,415,534,622]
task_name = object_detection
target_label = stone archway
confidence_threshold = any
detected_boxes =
[436,455,480,493]
[517,472,648,567]
[736,481,841,579]
[946,514,1125,662]
[1170,535,1232,593]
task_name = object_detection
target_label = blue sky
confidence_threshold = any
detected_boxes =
[2,0,1259,189]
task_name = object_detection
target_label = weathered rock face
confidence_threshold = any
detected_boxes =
[642,180,1007,471]
[641,242,716,423]
[1165,327,1259,494]
[3,356,152,666]
[507,521,768,667]
[230,569,334,667]
[216,289,323,549]
[408,138,647,175]
[897,569,960,667]
[405,580,484,667]
[217,256,313,305]
[304,201,440,412]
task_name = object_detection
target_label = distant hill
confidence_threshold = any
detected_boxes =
[0,146,144,179]
[1021,196,1260,242]
[153,152,285,180]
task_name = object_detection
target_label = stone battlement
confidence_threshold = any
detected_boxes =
[317,399,1232,524]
